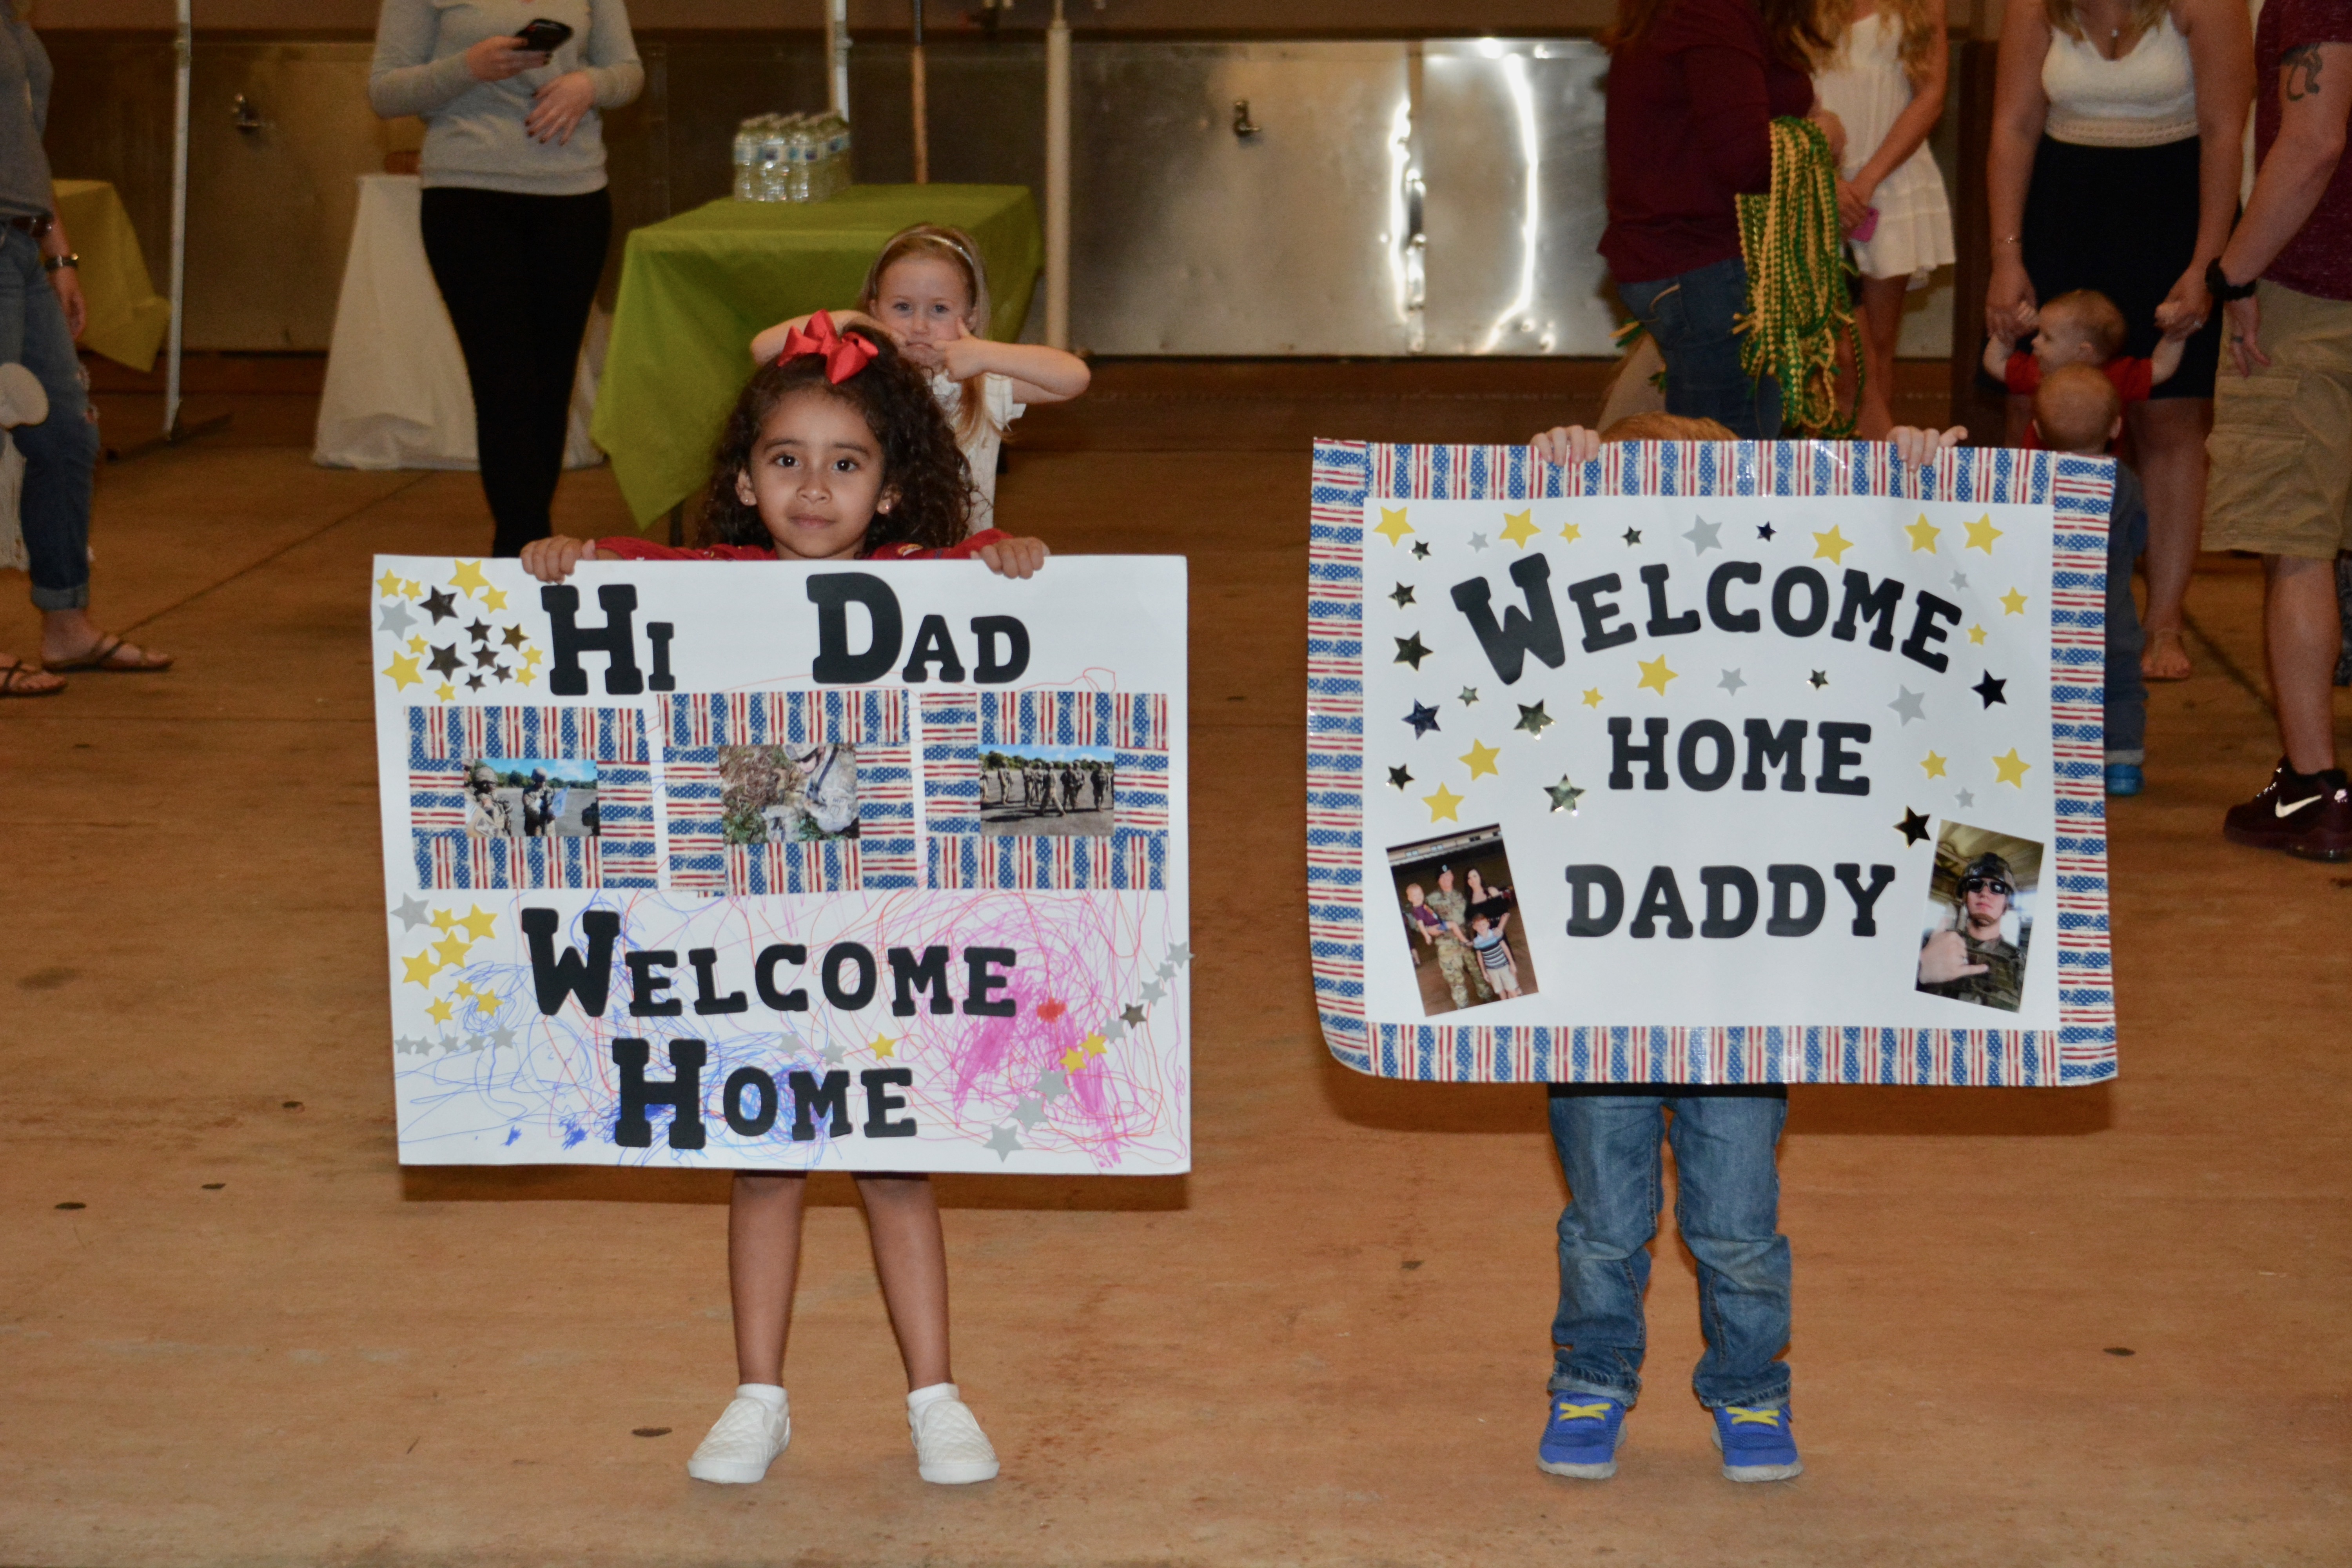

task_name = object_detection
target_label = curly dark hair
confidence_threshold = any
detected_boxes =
[697,325,973,555]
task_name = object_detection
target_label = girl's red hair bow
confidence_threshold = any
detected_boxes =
[775,310,880,383]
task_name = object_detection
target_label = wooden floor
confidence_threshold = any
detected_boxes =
[1,361,2345,1566]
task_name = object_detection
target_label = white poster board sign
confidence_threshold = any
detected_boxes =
[1308,440,2116,1087]
[370,555,1189,1172]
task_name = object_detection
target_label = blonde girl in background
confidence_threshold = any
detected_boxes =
[1813,0,1956,437]
[751,224,1090,534]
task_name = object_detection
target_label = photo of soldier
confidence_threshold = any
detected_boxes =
[1387,825,1539,1016]
[979,745,1114,837]
[461,757,598,838]
[1915,823,2044,1013]
[718,744,859,846]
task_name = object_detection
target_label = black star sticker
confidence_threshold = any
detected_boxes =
[472,643,501,668]
[426,643,465,678]
[490,662,512,681]
[1973,671,2008,708]
[1757,522,1777,541]
[1411,540,1431,559]
[501,625,528,649]
[1388,765,1414,790]
[463,671,487,690]
[465,619,492,645]
[1622,526,1643,546]
[1808,670,1829,689]
[1390,583,1416,608]
[1515,701,1554,737]
[421,587,457,622]
[1896,807,1932,847]
[1394,632,1432,670]
[1405,701,1441,739]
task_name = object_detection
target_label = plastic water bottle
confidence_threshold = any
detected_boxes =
[731,120,758,201]
[757,116,793,202]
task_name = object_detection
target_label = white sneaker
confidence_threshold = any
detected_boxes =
[0,363,46,428]
[909,1393,999,1484]
[686,1394,789,1484]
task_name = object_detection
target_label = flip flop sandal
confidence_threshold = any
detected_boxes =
[0,659,63,697]
[45,634,173,673]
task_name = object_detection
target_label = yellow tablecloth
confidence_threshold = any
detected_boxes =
[53,179,171,373]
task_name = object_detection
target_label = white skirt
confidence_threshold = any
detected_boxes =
[1848,146,1957,285]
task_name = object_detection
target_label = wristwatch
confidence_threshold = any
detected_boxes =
[40,251,77,274]
[2205,258,2257,302]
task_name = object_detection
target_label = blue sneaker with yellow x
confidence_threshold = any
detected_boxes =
[1710,1402,1801,1481]
[1537,1392,1628,1479]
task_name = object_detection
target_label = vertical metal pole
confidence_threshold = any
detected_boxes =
[1044,0,1071,348]
[826,0,851,122]
[910,1,929,183]
[163,0,192,438]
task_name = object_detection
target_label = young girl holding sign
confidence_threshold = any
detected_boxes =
[750,224,1091,534]
[523,315,1045,1486]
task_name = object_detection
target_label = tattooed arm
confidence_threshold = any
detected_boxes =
[2214,42,2352,372]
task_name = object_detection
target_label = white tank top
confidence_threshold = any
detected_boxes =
[2042,12,2199,147]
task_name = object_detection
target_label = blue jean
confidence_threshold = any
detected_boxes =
[1617,257,1784,440]
[0,226,98,610]
[1547,1091,1793,1409]
[2104,470,2149,763]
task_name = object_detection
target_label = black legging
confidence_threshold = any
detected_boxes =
[419,185,610,557]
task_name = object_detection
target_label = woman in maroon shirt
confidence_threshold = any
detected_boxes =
[1600,0,1842,439]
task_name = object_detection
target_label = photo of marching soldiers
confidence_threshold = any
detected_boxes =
[462,757,599,838]
[1387,825,1537,1017]
[1915,822,2044,1013]
[979,745,1114,838]
[718,743,859,846]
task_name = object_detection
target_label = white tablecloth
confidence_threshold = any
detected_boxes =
[314,174,604,472]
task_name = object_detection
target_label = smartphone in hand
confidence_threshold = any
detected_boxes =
[515,17,574,53]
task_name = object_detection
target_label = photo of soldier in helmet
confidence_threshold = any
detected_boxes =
[1916,829,2042,1013]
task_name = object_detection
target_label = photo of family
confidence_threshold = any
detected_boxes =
[719,743,859,846]
[1915,821,2043,1013]
[462,758,599,838]
[1386,826,1537,1017]
[979,746,1114,838]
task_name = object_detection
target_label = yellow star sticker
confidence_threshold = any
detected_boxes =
[1499,509,1540,548]
[382,651,423,691]
[869,1033,897,1060]
[2000,587,2029,616]
[425,997,454,1025]
[472,991,500,1015]
[375,568,404,598]
[514,668,538,688]
[1459,739,1502,780]
[1559,521,1583,543]
[401,950,443,987]
[457,905,498,942]
[1062,1046,1088,1073]
[450,560,492,598]
[1920,751,1948,779]
[428,907,462,933]
[1374,506,1414,546]
[1904,514,1940,553]
[452,980,476,1002]
[1637,655,1679,694]
[435,682,456,702]
[481,584,509,612]
[402,579,423,599]
[1811,525,1854,564]
[1965,515,2004,554]
[521,646,544,668]
[1080,1032,1109,1059]
[1968,623,1988,646]
[1423,783,1464,822]
[1581,688,1604,708]
[1992,748,2032,787]
[432,933,475,970]
[406,634,428,654]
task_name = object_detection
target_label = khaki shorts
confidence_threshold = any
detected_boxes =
[2203,281,2352,560]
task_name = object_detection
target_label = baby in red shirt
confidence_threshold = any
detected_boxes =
[1983,290,2184,449]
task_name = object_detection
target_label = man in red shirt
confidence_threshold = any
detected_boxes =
[2203,3,2352,860]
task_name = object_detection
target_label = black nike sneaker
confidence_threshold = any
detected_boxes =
[2222,759,2352,861]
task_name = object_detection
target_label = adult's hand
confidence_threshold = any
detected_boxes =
[1917,929,1989,986]
[1985,254,2037,342]
[2154,262,2212,340]
[2223,295,2267,377]
[524,71,597,145]
[465,35,548,83]
[1836,178,1872,236]
[49,265,85,340]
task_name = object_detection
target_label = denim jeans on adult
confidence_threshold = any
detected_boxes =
[2104,474,2149,762]
[1547,1090,1793,1409]
[1615,257,1784,441]
[0,225,98,610]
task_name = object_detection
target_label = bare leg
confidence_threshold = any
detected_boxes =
[2265,554,2343,774]
[1854,275,1907,440]
[857,1173,953,1390]
[729,1172,809,1384]
[0,647,63,693]
[2127,396,2211,681]
[39,608,169,669]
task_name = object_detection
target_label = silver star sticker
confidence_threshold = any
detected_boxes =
[377,600,418,637]
[1468,532,1490,552]
[395,1035,430,1055]
[391,894,433,932]
[1035,1067,1069,1101]
[1102,1019,1127,1044]
[486,1025,517,1051]
[1121,1004,1147,1027]
[1888,687,1927,725]
[780,1031,807,1054]
[1951,569,1970,590]
[1140,979,1165,1004]
[820,1040,848,1066]
[1718,668,1747,695]
[1955,788,1976,808]
[1156,960,1178,980]
[1459,686,1480,706]
[1167,944,1191,965]
[985,1126,1023,1161]
[1684,515,1723,554]
[1012,1095,1046,1128]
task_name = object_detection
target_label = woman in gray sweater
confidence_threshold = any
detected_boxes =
[369,1,641,556]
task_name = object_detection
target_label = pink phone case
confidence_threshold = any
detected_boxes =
[1852,207,1880,243]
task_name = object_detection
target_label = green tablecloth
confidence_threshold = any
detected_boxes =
[593,185,1042,526]
[54,178,171,372]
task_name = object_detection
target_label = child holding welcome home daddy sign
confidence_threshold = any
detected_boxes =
[523,314,1045,1488]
